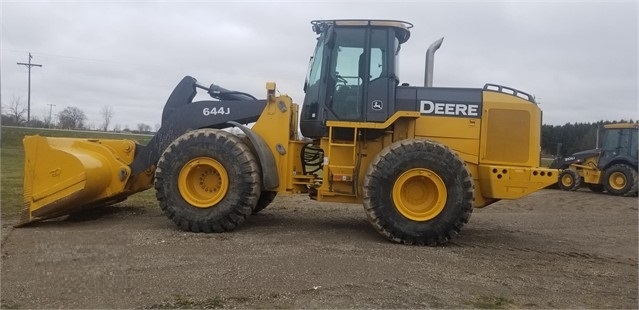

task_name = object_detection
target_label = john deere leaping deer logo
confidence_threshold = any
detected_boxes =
[371,100,383,111]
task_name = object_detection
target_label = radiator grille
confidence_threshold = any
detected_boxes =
[484,109,530,164]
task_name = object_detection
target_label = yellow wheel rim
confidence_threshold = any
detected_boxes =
[392,168,447,222]
[608,171,627,190]
[561,174,574,187]
[178,157,228,208]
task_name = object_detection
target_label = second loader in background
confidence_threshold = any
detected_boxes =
[20,19,558,245]
[550,123,638,196]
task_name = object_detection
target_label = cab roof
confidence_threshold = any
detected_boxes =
[603,123,638,129]
[311,19,412,43]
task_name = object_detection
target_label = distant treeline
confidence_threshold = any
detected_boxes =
[541,120,638,157]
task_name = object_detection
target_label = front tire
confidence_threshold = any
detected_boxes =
[155,129,261,232]
[603,164,638,197]
[557,169,582,191]
[363,139,474,246]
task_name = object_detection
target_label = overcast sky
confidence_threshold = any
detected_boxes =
[1,1,637,130]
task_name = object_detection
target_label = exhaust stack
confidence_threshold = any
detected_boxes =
[424,37,444,87]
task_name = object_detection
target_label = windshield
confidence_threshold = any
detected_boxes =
[305,35,325,92]
[601,129,620,151]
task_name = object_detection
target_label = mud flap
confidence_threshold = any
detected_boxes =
[228,121,279,191]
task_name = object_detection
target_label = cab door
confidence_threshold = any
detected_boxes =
[327,27,394,124]
[364,27,395,123]
[326,27,366,121]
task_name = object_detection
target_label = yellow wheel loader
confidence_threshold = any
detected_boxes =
[550,123,638,196]
[20,20,558,245]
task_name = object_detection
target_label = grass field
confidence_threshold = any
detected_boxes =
[0,126,155,217]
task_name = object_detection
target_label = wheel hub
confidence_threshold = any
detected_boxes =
[608,172,627,190]
[561,174,574,187]
[392,168,447,222]
[178,157,229,208]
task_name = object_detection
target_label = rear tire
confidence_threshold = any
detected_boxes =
[557,169,582,191]
[252,191,277,214]
[155,129,261,232]
[363,139,474,246]
[602,164,638,197]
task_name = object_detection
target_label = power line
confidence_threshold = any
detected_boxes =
[4,48,158,68]
[17,53,43,127]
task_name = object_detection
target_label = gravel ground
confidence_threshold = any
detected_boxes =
[1,189,637,309]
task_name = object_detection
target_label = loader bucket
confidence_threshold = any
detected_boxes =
[18,135,144,226]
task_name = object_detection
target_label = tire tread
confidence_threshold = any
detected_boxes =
[603,164,638,197]
[363,139,474,246]
[154,129,261,233]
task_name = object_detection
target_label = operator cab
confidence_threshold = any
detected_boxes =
[598,123,638,168]
[300,20,412,138]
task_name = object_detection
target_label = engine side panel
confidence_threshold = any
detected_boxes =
[479,91,542,168]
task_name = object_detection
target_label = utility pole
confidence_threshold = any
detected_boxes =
[47,103,56,128]
[17,53,43,127]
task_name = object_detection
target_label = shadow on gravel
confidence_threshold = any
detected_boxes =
[15,205,148,228]
[64,205,146,222]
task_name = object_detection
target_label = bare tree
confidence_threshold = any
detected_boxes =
[136,123,152,133]
[100,105,114,131]
[2,96,27,126]
[29,115,46,128]
[58,106,87,129]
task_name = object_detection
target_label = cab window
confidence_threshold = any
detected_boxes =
[329,28,366,120]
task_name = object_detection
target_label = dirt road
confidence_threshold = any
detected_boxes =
[1,189,637,309]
